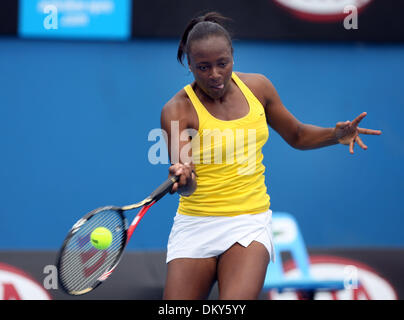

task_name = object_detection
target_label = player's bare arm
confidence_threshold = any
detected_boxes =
[244,73,382,153]
[161,94,197,195]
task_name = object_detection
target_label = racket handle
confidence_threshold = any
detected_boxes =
[149,175,179,202]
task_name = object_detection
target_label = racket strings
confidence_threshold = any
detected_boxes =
[59,209,126,294]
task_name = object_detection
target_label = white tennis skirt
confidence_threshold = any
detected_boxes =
[166,210,274,264]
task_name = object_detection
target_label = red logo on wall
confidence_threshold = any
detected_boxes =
[0,263,51,300]
[272,0,374,22]
[268,255,398,300]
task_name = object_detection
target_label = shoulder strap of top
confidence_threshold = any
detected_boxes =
[184,84,209,119]
[231,72,264,109]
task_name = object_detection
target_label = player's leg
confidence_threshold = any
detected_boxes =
[163,257,217,299]
[217,241,269,299]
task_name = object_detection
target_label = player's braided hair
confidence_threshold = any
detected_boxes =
[177,12,233,65]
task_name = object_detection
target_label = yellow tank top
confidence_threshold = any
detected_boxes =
[178,72,270,216]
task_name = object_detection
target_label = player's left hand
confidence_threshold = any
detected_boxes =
[334,112,382,154]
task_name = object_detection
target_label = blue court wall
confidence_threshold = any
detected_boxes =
[0,38,403,250]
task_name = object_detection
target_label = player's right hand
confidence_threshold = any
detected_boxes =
[168,162,195,195]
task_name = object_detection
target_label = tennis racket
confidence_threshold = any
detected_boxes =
[56,175,179,296]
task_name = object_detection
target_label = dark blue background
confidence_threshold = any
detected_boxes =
[0,39,402,250]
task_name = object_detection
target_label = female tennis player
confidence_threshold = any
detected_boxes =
[160,12,382,300]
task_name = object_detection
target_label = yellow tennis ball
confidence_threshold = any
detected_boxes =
[90,227,113,250]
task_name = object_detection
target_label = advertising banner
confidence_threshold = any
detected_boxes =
[1,1,403,41]
[18,0,132,40]
[132,0,404,42]
[0,250,402,300]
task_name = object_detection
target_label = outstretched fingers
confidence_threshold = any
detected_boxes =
[349,139,355,154]
[355,135,368,150]
[340,112,381,154]
[351,112,367,127]
[358,127,382,135]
